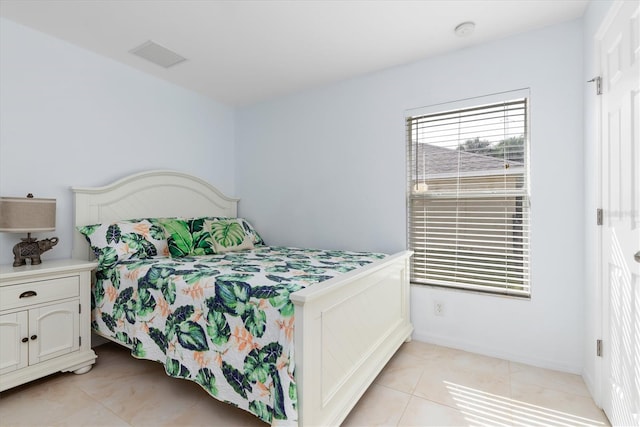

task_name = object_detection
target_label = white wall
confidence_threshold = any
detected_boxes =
[581,0,615,405]
[0,18,236,265]
[1,8,605,377]
[237,20,586,372]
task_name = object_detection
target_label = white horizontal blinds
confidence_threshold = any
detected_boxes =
[407,97,530,297]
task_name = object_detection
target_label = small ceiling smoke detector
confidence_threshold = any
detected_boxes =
[454,21,476,37]
[129,40,187,68]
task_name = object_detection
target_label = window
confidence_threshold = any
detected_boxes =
[406,93,530,297]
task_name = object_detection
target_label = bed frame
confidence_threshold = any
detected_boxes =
[72,170,413,427]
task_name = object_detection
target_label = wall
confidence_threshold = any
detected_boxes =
[0,9,601,377]
[237,20,586,372]
[0,18,236,265]
[581,0,615,405]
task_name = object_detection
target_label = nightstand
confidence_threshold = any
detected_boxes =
[0,259,98,391]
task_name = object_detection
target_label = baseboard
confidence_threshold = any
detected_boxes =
[412,331,581,374]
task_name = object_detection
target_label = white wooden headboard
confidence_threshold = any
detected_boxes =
[71,170,239,260]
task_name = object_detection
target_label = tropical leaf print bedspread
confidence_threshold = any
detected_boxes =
[91,246,386,425]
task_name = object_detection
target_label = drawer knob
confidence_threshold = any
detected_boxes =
[21,337,28,343]
[30,335,37,341]
[19,290,37,298]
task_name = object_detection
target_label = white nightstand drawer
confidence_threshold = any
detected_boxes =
[0,276,80,311]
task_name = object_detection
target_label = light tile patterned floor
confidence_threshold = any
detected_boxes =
[0,341,609,426]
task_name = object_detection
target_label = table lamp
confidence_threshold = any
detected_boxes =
[0,194,59,267]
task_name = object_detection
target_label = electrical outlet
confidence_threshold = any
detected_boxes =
[434,301,444,316]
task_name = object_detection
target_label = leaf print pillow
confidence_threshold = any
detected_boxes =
[160,218,217,257]
[205,219,255,253]
[237,218,265,246]
[77,218,170,268]
[201,217,265,246]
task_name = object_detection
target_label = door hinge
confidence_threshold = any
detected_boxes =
[597,208,603,225]
[79,303,81,314]
[597,339,603,357]
[79,336,82,347]
[588,76,602,95]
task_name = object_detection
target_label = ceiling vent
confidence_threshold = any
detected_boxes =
[129,40,187,68]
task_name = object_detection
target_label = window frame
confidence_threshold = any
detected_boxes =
[406,90,531,298]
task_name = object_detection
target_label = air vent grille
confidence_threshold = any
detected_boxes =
[129,40,186,68]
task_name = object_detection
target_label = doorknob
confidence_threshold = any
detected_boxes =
[635,251,640,263]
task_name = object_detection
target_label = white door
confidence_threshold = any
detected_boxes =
[599,1,640,426]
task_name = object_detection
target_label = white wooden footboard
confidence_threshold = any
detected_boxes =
[290,250,413,427]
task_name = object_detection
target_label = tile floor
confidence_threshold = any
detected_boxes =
[0,341,609,426]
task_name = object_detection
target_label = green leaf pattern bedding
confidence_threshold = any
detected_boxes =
[91,246,386,425]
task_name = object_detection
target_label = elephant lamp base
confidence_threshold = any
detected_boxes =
[12,233,59,267]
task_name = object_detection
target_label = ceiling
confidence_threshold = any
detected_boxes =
[0,0,589,107]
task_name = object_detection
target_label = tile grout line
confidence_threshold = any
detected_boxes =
[75,379,133,427]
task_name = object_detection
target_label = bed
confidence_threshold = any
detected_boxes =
[71,170,413,427]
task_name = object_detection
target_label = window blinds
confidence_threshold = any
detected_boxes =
[407,98,530,297]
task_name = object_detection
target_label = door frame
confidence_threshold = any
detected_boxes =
[590,0,622,410]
